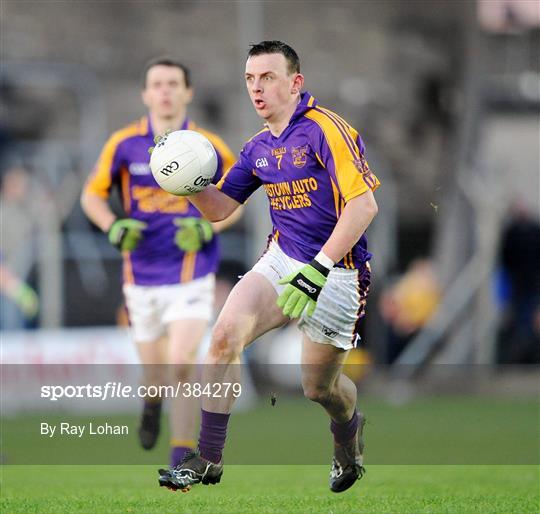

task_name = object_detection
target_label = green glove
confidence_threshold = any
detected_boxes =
[148,130,171,154]
[174,217,213,252]
[13,282,39,319]
[108,219,147,251]
[277,260,330,318]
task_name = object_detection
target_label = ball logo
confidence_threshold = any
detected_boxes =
[194,175,212,187]
[149,130,218,196]
[159,161,180,176]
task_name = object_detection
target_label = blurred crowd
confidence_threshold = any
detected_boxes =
[0,166,40,329]
[495,201,540,364]
[379,258,442,363]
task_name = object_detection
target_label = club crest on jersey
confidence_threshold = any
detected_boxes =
[292,145,309,168]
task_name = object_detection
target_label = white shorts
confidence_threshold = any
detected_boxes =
[251,241,371,351]
[123,274,215,343]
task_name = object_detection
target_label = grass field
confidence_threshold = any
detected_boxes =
[2,395,539,512]
[1,464,538,513]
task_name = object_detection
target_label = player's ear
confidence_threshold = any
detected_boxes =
[291,73,304,94]
[185,87,194,104]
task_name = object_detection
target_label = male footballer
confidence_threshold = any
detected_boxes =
[81,57,237,468]
[158,41,380,493]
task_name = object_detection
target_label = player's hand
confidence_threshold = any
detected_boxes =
[108,218,147,251]
[173,217,213,252]
[148,130,171,154]
[276,260,330,318]
[13,282,39,319]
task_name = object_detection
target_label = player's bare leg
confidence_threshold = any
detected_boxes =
[301,337,355,420]
[301,336,365,493]
[202,272,288,409]
[167,318,208,466]
[159,272,288,491]
[136,336,168,450]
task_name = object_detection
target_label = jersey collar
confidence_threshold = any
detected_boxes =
[290,91,317,123]
[145,115,191,137]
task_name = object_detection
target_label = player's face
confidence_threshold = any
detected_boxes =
[142,65,193,119]
[245,53,303,123]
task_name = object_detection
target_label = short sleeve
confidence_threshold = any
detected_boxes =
[216,147,262,204]
[83,134,124,199]
[306,108,380,202]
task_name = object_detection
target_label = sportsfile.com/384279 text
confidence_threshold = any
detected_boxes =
[40,382,242,401]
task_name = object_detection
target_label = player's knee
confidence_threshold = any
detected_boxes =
[171,363,194,383]
[209,320,244,362]
[141,364,167,385]
[302,382,332,404]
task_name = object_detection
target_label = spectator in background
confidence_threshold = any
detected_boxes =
[0,258,39,327]
[0,166,36,266]
[496,200,540,364]
[0,166,39,329]
[379,258,441,363]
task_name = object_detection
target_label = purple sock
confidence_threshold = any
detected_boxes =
[170,446,192,467]
[198,409,230,464]
[330,408,358,445]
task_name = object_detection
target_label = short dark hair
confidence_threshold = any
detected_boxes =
[247,41,300,75]
[142,56,191,88]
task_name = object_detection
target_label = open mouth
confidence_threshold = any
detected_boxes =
[254,99,266,109]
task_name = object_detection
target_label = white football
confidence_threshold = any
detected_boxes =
[149,130,218,196]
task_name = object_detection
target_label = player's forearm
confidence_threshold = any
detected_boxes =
[321,190,378,264]
[189,185,241,222]
[80,192,116,232]
[211,205,243,233]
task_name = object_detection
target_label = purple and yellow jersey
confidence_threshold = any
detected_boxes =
[217,92,380,269]
[84,116,235,285]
